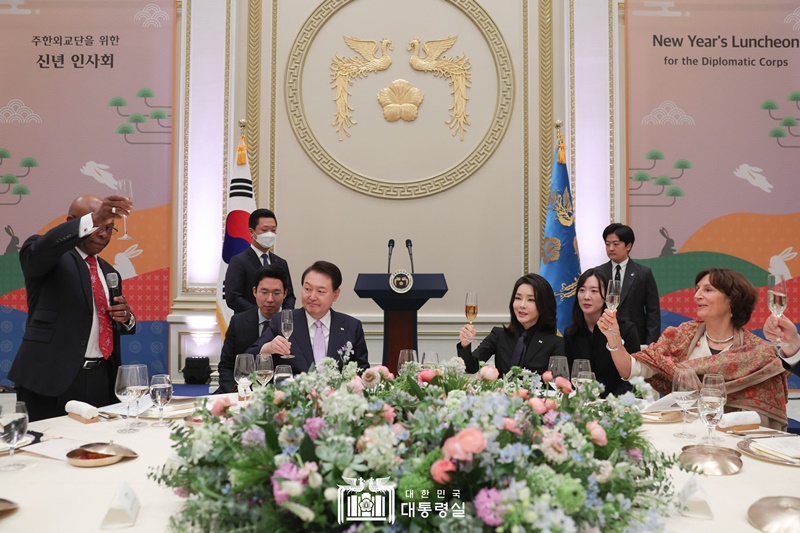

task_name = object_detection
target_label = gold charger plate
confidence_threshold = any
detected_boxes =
[738,439,800,467]
[679,444,743,475]
[748,496,800,533]
[66,449,124,468]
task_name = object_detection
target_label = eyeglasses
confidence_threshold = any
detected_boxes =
[96,225,119,236]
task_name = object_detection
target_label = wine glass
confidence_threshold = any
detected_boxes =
[129,364,149,428]
[465,292,478,324]
[672,365,701,439]
[280,309,295,359]
[0,402,28,471]
[115,365,139,434]
[570,359,592,389]
[234,353,255,400]
[698,373,726,444]
[274,364,293,387]
[767,274,788,346]
[398,349,417,370]
[117,178,133,240]
[149,374,173,427]
[606,279,621,312]
[547,356,570,394]
[256,354,275,386]
[421,351,439,369]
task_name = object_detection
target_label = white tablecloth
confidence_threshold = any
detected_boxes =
[3,405,798,532]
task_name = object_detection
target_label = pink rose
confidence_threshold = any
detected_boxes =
[586,420,608,446]
[442,435,471,461]
[502,417,522,435]
[348,376,364,395]
[528,397,548,415]
[478,366,499,382]
[457,427,487,454]
[544,398,559,411]
[430,459,457,484]
[381,404,397,424]
[513,388,530,400]
[542,371,553,383]
[418,369,437,383]
[376,365,395,381]
[554,376,573,394]
[273,410,288,425]
[210,396,232,417]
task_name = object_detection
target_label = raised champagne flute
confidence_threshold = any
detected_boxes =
[606,279,621,312]
[129,364,149,428]
[117,178,133,240]
[0,401,28,471]
[280,309,295,359]
[767,274,788,346]
[115,365,139,434]
[256,354,274,387]
[672,365,700,439]
[465,292,478,343]
[149,374,173,427]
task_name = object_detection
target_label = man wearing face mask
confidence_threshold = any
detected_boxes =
[224,208,295,313]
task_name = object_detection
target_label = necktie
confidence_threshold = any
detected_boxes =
[85,256,113,359]
[259,320,265,336]
[510,332,527,368]
[615,264,621,282]
[313,320,326,364]
[261,253,269,267]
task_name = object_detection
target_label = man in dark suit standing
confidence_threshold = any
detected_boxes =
[217,265,288,392]
[248,260,369,374]
[224,208,295,313]
[10,194,136,422]
[595,223,661,344]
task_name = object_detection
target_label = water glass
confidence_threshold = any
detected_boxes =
[672,365,700,439]
[256,354,275,386]
[398,349,417,369]
[274,364,293,386]
[115,365,139,434]
[234,353,255,400]
[699,373,726,443]
[129,364,149,428]
[0,401,28,471]
[149,374,173,427]
[571,359,592,389]
[421,351,439,368]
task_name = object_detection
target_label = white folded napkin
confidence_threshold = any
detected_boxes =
[717,411,760,428]
[65,400,99,420]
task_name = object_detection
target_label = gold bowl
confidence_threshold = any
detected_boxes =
[748,497,800,533]
[679,444,743,475]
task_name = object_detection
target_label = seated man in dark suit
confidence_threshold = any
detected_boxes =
[217,265,288,393]
[224,208,295,313]
[594,223,661,344]
[763,314,800,377]
[248,260,369,374]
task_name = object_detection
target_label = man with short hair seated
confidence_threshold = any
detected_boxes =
[248,260,369,374]
[217,265,288,392]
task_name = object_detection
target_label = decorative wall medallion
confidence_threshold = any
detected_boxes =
[377,79,423,122]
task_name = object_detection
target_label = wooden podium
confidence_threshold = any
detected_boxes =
[354,273,448,375]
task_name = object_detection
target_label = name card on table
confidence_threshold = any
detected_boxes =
[679,477,713,520]
[101,481,140,529]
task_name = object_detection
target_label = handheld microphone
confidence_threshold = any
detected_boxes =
[106,272,122,331]
[387,239,395,273]
[405,239,415,274]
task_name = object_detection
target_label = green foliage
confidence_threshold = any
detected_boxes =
[116,124,135,134]
[673,159,692,169]
[779,117,798,127]
[787,92,800,102]
[18,157,38,168]
[127,113,147,124]
[760,100,779,110]
[11,185,30,195]
[769,127,787,138]
[654,176,673,186]
[665,186,684,197]
[632,171,651,182]
[644,149,664,160]
[108,96,127,106]
[149,109,168,119]
[1,174,18,184]
[0,148,10,159]
[137,87,156,98]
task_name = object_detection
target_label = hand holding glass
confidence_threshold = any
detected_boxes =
[280,309,295,359]
[116,178,133,240]
[149,374,173,427]
[606,279,621,312]
[767,274,788,345]
[672,365,700,439]
[0,401,28,471]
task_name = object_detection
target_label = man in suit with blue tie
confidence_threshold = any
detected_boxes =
[248,260,369,374]
[217,265,288,392]
[595,223,661,344]
[224,208,295,313]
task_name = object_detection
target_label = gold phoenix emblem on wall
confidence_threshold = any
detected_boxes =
[331,36,394,141]
[408,36,471,140]
[377,79,423,122]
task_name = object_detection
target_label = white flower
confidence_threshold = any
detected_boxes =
[282,501,315,522]
[308,471,323,489]
[282,481,304,497]
[594,460,614,483]
[362,368,381,389]
[324,487,338,501]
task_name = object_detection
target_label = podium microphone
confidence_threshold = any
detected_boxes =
[387,239,395,273]
[405,239,415,274]
[106,272,122,332]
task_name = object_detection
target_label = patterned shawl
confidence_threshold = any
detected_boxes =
[633,321,788,427]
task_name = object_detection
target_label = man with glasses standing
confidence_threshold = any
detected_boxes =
[9,194,136,421]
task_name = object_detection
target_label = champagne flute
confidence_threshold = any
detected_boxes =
[280,309,295,359]
[0,402,28,471]
[116,178,133,240]
[234,353,255,401]
[570,359,592,390]
[672,365,700,439]
[149,374,173,427]
[547,356,570,394]
[465,292,478,343]
[129,364,149,428]
[274,364,293,387]
[115,365,139,434]
[421,351,439,369]
[606,279,621,312]
[767,274,788,346]
[699,373,726,444]
[256,354,275,386]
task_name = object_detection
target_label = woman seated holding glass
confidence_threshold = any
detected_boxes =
[457,274,564,375]
[597,268,788,429]
[564,268,640,397]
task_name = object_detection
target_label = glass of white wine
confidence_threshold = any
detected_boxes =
[465,292,478,323]
[256,354,274,387]
[149,374,173,427]
[570,359,592,390]
[605,279,621,312]
[767,274,788,346]
[117,178,133,240]
[280,309,294,359]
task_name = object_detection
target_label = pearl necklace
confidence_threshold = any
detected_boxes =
[705,331,734,344]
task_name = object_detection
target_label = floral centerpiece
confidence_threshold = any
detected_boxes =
[151,358,680,532]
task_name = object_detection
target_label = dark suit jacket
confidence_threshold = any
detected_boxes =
[224,247,295,313]
[456,326,565,375]
[564,320,639,397]
[217,307,263,393]
[9,218,134,397]
[596,259,661,344]
[247,308,369,374]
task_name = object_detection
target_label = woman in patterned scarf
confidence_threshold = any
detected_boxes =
[597,268,788,429]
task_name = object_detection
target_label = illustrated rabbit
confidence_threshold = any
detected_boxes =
[768,247,797,280]
[4,225,19,254]
[113,244,143,279]
[659,227,675,256]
